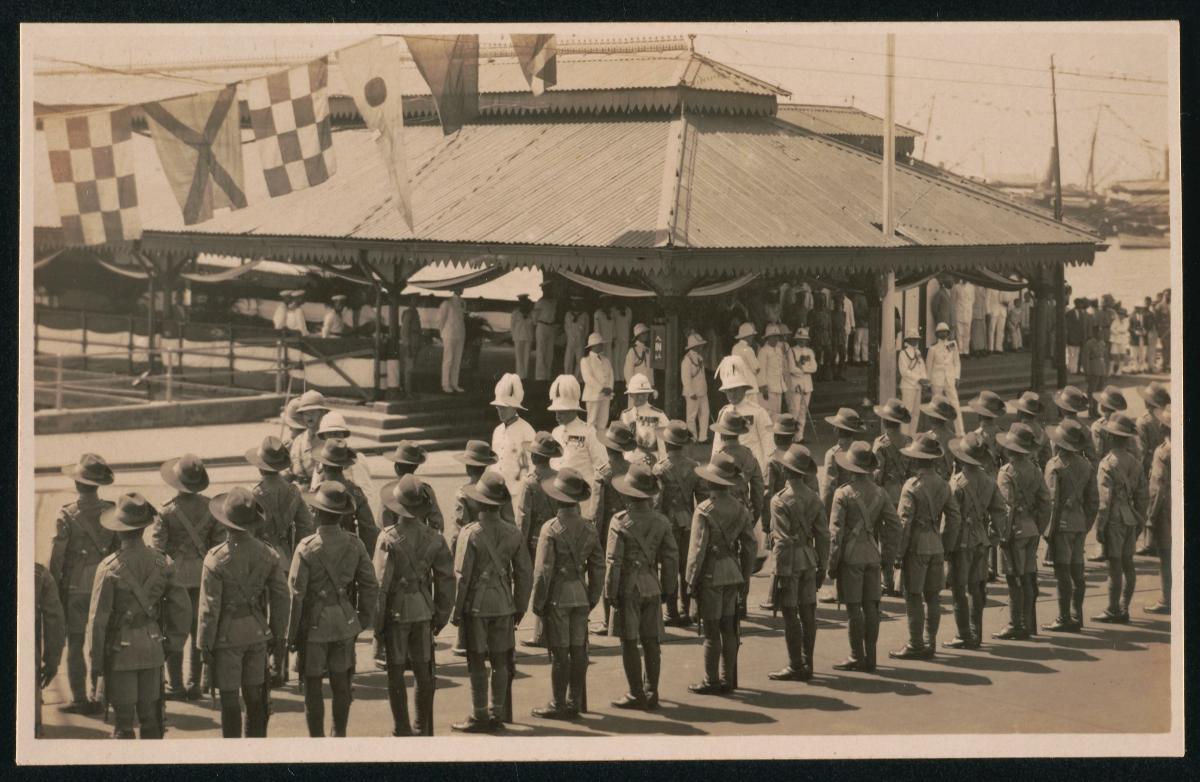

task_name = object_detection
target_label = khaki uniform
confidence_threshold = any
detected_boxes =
[719,440,766,530]
[594,458,630,552]
[655,453,700,614]
[872,432,910,590]
[719,400,774,478]
[373,518,454,736]
[452,519,533,655]
[768,481,828,607]
[333,478,380,557]
[686,493,754,688]
[381,479,445,533]
[533,512,604,647]
[254,475,315,564]
[895,467,960,654]
[996,459,1050,574]
[971,423,1003,475]
[289,430,320,487]
[35,563,66,737]
[606,508,679,639]
[516,466,558,558]
[948,467,1005,643]
[149,493,224,691]
[48,495,116,704]
[1136,413,1163,477]
[1146,438,1171,606]
[287,526,378,676]
[821,441,852,515]
[85,541,192,737]
[1096,447,1149,618]
[1044,452,1099,564]
[197,537,289,692]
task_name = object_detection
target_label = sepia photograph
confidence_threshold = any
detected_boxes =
[17,20,1182,763]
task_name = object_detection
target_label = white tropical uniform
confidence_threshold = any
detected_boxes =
[953,283,975,356]
[491,415,536,496]
[593,308,615,364]
[897,345,929,438]
[926,338,964,436]
[757,342,786,419]
[611,307,633,381]
[842,295,856,358]
[732,339,763,403]
[320,307,351,338]
[273,303,309,334]
[552,416,610,521]
[718,399,773,480]
[511,309,534,379]
[784,344,817,433]
[563,310,589,376]
[580,351,614,435]
[436,293,466,391]
[621,403,670,464]
[681,350,709,442]
[623,343,652,409]
[987,288,1007,353]
[533,297,558,381]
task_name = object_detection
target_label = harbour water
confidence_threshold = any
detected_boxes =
[1066,242,1171,306]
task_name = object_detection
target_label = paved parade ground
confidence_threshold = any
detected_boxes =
[31,371,1174,741]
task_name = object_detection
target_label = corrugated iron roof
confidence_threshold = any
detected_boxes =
[33,47,788,116]
[775,103,921,139]
[34,113,1097,262]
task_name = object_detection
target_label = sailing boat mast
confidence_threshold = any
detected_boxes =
[1084,105,1102,194]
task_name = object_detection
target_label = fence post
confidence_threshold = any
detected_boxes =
[165,358,174,403]
[128,315,135,374]
[228,321,236,388]
[274,339,284,394]
[54,354,63,409]
[80,311,88,372]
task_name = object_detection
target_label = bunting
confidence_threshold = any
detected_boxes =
[246,57,336,197]
[43,107,142,246]
[339,36,414,230]
[403,34,480,135]
[143,84,247,225]
[511,34,557,96]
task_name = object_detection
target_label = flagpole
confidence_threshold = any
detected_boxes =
[878,33,898,404]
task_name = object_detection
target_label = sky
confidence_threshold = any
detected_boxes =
[25,22,1174,188]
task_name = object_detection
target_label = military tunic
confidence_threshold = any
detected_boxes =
[1095,449,1149,560]
[452,519,532,655]
[1147,439,1171,550]
[1136,412,1162,477]
[516,466,558,558]
[970,423,1004,475]
[872,432,910,563]
[820,441,852,514]
[594,457,631,550]
[85,541,192,704]
[35,562,66,736]
[718,441,766,530]
[150,493,224,590]
[606,507,678,638]
[287,526,378,676]
[896,471,961,594]
[828,478,901,603]
[928,423,956,480]
[765,451,820,533]
[373,520,455,664]
[1043,451,1099,564]
[996,458,1051,575]
[654,452,700,601]
[718,400,774,478]
[532,510,604,647]
[685,495,755,621]
[49,495,117,634]
[253,474,315,564]
[197,536,289,691]
[948,467,1005,584]
[451,481,517,558]
[768,481,829,606]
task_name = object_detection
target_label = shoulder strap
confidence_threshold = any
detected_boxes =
[621,517,658,564]
[849,491,877,536]
[171,502,208,556]
[308,540,350,593]
[475,527,513,585]
[69,505,109,554]
[114,557,158,619]
[222,550,272,632]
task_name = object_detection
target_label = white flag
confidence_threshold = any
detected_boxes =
[338,37,414,230]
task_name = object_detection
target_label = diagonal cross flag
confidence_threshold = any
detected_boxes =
[510,34,557,96]
[143,84,247,225]
[339,36,414,230]
[403,34,480,136]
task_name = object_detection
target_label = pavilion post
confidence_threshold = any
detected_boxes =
[1029,270,1045,392]
[1054,263,1067,389]
[388,261,402,400]
[878,32,898,404]
[662,296,683,419]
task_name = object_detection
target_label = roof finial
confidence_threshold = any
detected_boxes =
[688,34,696,53]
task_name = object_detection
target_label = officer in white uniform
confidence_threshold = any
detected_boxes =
[580,333,615,435]
[593,297,615,364]
[785,327,818,437]
[681,332,710,443]
[731,322,764,404]
[490,373,536,497]
[953,282,975,357]
[620,373,670,464]
[623,324,653,408]
[562,297,590,377]
[533,284,559,381]
[898,328,930,438]
[757,324,787,419]
[549,374,609,521]
[510,295,535,379]
[714,355,773,480]
[611,303,633,382]
[320,294,353,338]
[436,287,467,393]
[926,322,964,436]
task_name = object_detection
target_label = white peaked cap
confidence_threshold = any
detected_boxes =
[715,355,755,391]
[490,373,527,410]
[548,374,585,412]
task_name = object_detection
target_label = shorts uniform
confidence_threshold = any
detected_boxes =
[837,562,881,604]
[216,644,269,689]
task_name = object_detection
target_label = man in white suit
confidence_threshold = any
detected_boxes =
[580,333,614,435]
[926,322,964,436]
[898,329,930,438]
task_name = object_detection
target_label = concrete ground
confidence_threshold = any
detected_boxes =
[31,369,1174,739]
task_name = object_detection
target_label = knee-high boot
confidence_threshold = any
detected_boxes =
[112,704,136,739]
[618,640,644,700]
[1022,574,1038,636]
[703,623,722,685]
[969,582,986,646]
[800,603,818,674]
[950,585,971,643]
[1069,564,1087,624]
[489,655,510,722]
[330,671,352,737]
[924,591,941,653]
[137,697,163,739]
[533,647,569,715]
[412,664,434,736]
[905,593,925,649]
[863,602,880,671]
[720,616,739,689]
[243,686,267,738]
[218,690,243,738]
[386,665,412,736]
[568,645,588,713]
[995,575,1025,639]
[303,678,324,737]
[834,603,865,669]
[643,640,662,708]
